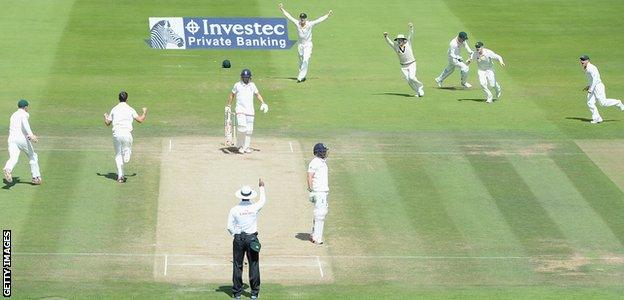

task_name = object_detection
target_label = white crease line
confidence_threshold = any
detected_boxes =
[13,252,624,261]
[316,256,324,278]
[169,139,172,152]
[288,141,294,153]
[169,263,318,267]
[164,254,168,276]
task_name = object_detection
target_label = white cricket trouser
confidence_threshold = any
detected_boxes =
[297,42,313,81]
[311,191,329,243]
[4,137,40,178]
[113,133,133,178]
[477,69,501,101]
[236,114,255,149]
[587,83,623,122]
[400,62,424,95]
[436,58,469,84]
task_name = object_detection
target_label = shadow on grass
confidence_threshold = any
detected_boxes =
[2,177,37,189]
[220,147,261,155]
[295,232,311,242]
[96,172,137,181]
[216,284,250,298]
[458,98,486,102]
[268,76,299,81]
[373,92,415,98]
[565,117,617,123]
[437,86,470,90]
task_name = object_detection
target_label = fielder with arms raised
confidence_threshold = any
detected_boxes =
[104,91,147,183]
[579,55,624,124]
[279,3,332,83]
[3,99,41,185]
[307,143,329,245]
[226,69,268,154]
[469,41,505,103]
[383,22,424,97]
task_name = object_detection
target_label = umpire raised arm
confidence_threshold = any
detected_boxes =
[227,178,267,300]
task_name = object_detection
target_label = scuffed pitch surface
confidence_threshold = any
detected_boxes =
[153,137,331,284]
[575,139,624,193]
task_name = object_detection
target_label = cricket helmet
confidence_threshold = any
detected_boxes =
[580,55,590,61]
[222,59,231,68]
[458,31,468,40]
[475,41,484,49]
[17,99,29,108]
[240,69,252,78]
[313,143,329,158]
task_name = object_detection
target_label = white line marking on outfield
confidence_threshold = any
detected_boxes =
[164,254,168,276]
[14,252,624,261]
[316,256,324,278]
[169,262,318,267]
[289,141,294,153]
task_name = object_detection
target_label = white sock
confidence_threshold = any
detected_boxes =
[115,155,124,178]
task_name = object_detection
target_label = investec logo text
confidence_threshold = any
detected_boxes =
[148,17,295,50]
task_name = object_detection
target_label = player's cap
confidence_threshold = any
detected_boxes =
[475,41,484,49]
[222,59,231,68]
[579,55,590,61]
[17,99,29,108]
[313,143,329,158]
[394,34,407,41]
[240,69,252,78]
[235,185,258,200]
[299,13,307,19]
[458,31,468,40]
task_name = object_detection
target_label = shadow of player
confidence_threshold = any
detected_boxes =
[458,98,487,102]
[373,92,414,98]
[96,172,137,181]
[2,177,37,189]
[220,147,261,155]
[566,117,617,123]
[216,284,250,298]
[295,232,312,242]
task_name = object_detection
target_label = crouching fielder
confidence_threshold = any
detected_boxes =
[104,91,147,183]
[469,41,505,103]
[226,69,268,154]
[383,22,424,97]
[307,143,329,245]
[435,31,474,88]
[3,99,41,185]
[580,55,624,124]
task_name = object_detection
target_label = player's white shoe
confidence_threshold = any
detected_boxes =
[418,87,425,97]
[32,177,42,185]
[237,147,246,154]
[486,98,493,104]
[590,118,603,124]
[462,82,472,88]
[3,169,12,183]
[122,148,131,163]
[435,78,442,87]
[244,148,252,154]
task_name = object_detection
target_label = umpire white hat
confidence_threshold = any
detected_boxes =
[235,186,257,200]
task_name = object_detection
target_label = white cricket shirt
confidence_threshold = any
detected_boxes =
[232,81,259,116]
[308,157,329,192]
[8,109,33,140]
[584,63,602,93]
[283,11,328,45]
[448,37,473,60]
[107,102,139,135]
[227,187,267,235]
[471,48,503,71]
[385,27,416,65]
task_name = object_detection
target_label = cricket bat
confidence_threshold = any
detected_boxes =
[225,111,234,146]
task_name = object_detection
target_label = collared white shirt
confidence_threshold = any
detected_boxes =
[282,11,328,44]
[8,109,33,140]
[227,187,267,235]
[384,27,416,65]
[107,102,139,136]
[448,37,474,60]
[232,81,259,116]
[584,62,602,93]
[308,157,329,192]
[471,48,503,71]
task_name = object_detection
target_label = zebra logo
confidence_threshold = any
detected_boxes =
[148,19,185,49]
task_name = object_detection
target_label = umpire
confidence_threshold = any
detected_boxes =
[227,178,267,300]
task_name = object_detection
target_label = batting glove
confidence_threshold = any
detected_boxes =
[260,103,269,113]
[308,192,316,203]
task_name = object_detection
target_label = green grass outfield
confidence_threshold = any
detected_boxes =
[2,0,624,299]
